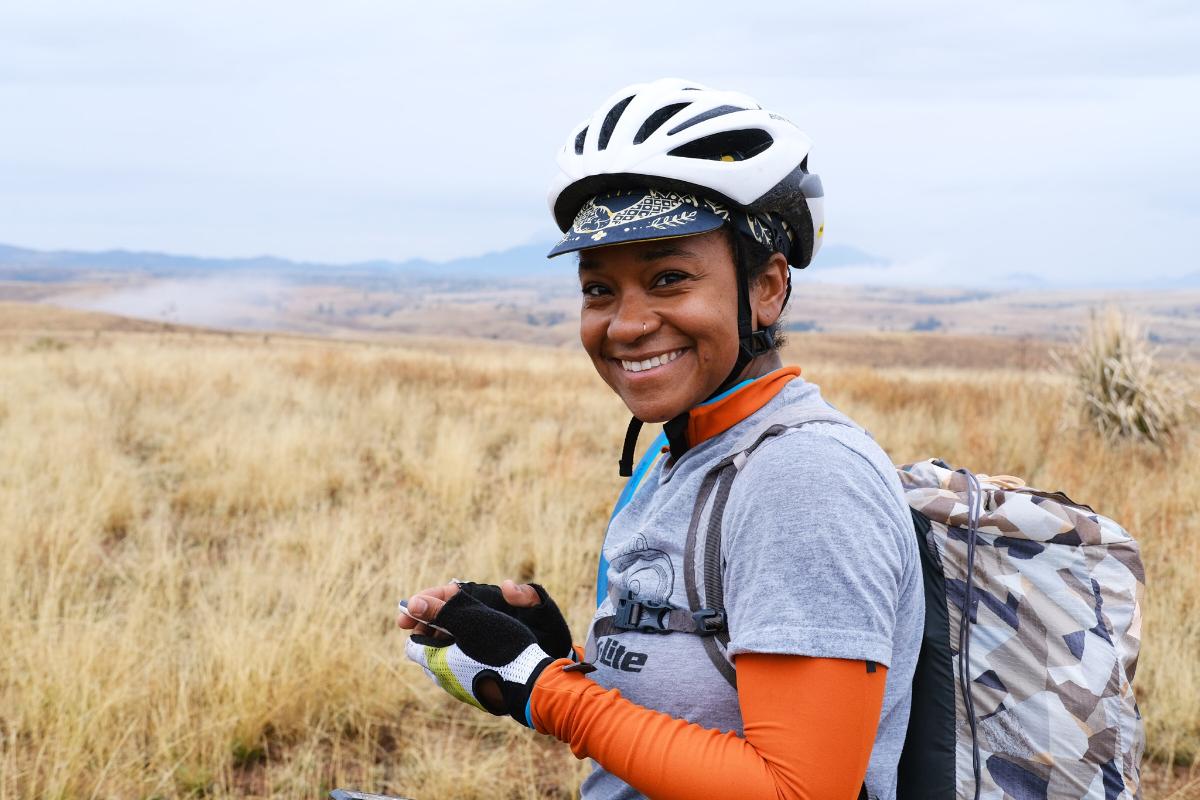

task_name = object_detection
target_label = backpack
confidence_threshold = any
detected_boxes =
[595,413,1146,800]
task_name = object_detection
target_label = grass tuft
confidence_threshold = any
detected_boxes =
[1059,307,1194,445]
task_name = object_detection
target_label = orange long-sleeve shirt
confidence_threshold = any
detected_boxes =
[533,652,886,800]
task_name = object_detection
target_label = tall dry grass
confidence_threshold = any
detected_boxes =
[0,328,1197,798]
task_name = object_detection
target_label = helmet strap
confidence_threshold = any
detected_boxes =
[719,229,776,394]
[618,416,645,478]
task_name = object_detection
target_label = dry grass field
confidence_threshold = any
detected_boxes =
[1,305,1198,799]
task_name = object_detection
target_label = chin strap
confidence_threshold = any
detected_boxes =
[618,416,645,478]
[617,232,777,476]
[725,231,777,388]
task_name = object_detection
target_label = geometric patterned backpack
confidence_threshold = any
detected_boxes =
[597,418,1148,800]
[896,460,1146,800]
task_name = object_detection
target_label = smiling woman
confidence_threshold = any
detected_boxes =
[398,78,924,800]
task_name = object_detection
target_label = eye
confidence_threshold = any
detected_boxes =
[582,282,611,298]
[652,271,689,288]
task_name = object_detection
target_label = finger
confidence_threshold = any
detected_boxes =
[407,622,452,640]
[398,597,453,639]
[408,594,448,623]
[397,599,425,629]
[398,614,452,639]
[500,579,542,608]
[405,584,458,623]
[410,582,461,605]
[398,612,433,638]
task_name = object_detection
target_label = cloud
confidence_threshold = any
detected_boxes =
[0,1,1196,286]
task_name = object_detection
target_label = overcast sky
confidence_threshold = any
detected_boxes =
[1,1,1197,286]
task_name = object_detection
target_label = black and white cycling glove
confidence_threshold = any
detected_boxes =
[404,590,557,727]
[453,581,574,659]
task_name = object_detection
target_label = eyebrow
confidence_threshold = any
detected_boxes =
[577,243,699,273]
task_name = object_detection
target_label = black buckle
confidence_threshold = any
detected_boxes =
[613,589,673,633]
[691,608,726,636]
[740,329,775,360]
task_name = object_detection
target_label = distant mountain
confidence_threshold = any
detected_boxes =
[6,240,1196,291]
[387,242,565,279]
[993,272,1054,289]
[0,240,567,284]
[0,239,887,285]
[0,237,888,284]
[0,242,331,282]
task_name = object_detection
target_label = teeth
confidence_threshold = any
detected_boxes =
[621,349,683,373]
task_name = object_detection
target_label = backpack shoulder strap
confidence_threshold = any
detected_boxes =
[724,402,863,458]
[685,407,864,686]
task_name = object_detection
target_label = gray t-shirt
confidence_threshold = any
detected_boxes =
[581,378,923,800]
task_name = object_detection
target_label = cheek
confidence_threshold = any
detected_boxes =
[578,309,607,361]
[682,300,737,361]
[696,332,736,374]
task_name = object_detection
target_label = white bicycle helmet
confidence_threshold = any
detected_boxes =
[547,77,824,268]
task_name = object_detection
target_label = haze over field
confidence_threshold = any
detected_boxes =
[4,240,1200,359]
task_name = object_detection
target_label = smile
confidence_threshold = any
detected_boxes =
[618,348,686,373]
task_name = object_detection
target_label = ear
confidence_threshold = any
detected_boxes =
[751,253,790,328]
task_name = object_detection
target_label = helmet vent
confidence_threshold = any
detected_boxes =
[574,127,588,155]
[597,96,634,151]
[633,103,690,145]
[668,129,774,162]
[667,105,746,136]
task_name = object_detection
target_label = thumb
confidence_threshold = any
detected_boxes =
[407,593,448,621]
[500,579,541,608]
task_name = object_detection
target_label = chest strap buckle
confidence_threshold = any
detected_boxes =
[613,589,674,633]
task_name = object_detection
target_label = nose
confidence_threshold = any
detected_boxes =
[607,292,656,344]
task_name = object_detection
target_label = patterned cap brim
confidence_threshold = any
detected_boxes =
[547,188,730,258]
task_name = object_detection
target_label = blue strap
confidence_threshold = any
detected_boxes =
[596,430,668,607]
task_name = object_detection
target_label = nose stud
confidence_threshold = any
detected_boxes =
[642,322,647,336]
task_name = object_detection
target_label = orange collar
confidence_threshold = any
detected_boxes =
[686,366,802,448]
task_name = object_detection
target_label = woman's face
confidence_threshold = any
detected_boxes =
[577,229,744,423]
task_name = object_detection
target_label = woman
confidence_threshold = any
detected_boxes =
[398,78,923,800]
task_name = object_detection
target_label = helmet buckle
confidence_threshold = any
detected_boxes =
[742,329,775,360]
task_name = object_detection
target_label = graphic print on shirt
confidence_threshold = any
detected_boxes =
[594,534,673,672]
[610,534,674,604]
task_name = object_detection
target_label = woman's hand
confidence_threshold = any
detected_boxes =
[397,579,573,658]
[402,589,559,726]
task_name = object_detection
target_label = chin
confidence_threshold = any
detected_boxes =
[621,396,687,424]
[629,408,674,424]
